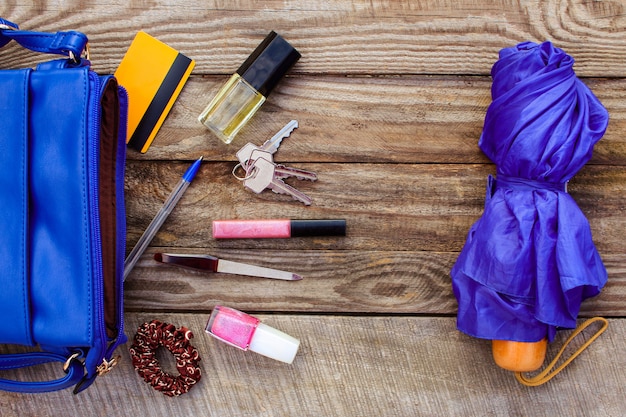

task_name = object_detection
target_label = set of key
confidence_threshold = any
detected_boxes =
[234,120,317,205]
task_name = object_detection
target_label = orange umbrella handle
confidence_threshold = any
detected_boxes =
[492,339,547,372]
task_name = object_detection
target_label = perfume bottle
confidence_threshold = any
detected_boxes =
[198,31,301,144]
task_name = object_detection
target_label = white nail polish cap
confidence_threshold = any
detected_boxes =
[249,322,300,364]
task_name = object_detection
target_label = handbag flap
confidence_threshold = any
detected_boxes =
[0,69,33,346]
[29,67,95,348]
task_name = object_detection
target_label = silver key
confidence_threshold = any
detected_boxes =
[235,120,298,167]
[236,142,260,167]
[274,164,317,181]
[247,149,275,172]
[260,119,298,154]
[243,157,312,205]
[246,149,317,181]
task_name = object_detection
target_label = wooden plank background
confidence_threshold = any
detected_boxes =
[1,1,625,416]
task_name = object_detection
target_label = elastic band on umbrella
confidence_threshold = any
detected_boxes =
[493,175,568,193]
[514,317,608,387]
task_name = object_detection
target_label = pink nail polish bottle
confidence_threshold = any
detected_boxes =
[205,305,300,364]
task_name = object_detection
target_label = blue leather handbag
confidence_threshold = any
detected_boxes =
[0,18,127,394]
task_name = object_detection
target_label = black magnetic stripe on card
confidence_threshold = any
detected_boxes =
[127,53,193,151]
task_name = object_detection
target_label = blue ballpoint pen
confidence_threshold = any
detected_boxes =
[123,156,203,281]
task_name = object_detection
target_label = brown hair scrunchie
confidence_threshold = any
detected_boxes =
[130,320,202,397]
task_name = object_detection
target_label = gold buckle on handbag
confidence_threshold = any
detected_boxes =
[68,43,90,64]
[96,356,120,376]
[63,352,82,372]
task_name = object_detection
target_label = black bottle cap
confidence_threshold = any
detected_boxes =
[236,31,301,97]
[290,220,347,237]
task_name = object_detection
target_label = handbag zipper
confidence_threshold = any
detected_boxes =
[109,84,128,359]
[87,70,107,363]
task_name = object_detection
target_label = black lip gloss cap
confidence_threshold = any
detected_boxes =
[236,31,301,97]
[290,219,347,237]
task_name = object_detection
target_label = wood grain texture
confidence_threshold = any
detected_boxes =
[1,1,626,77]
[123,161,626,254]
[116,76,626,165]
[124,248,626,317]
[0,314,624,417]
[0,1,625,415]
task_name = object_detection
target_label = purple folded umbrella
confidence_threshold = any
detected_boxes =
[451,41,609,343]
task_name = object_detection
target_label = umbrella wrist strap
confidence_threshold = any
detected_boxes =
[514,317,609,387]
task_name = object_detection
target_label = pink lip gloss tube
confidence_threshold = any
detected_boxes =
[212,219,346,239]
[205,305,300,364]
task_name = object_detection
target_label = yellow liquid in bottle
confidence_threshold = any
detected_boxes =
[198,74,266,144]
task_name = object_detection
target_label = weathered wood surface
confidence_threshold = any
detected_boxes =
[1,0,625,416]
[1,315,625,417]
[5,0,626,78]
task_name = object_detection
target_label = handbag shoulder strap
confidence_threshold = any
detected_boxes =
[0,352,84,393]
[0,17,88,61]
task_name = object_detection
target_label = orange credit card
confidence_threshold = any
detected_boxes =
[115,31,195,153]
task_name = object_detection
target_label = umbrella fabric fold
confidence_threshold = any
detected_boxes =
[451,41,609,343]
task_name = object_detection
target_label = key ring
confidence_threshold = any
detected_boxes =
[232,162,255,181]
